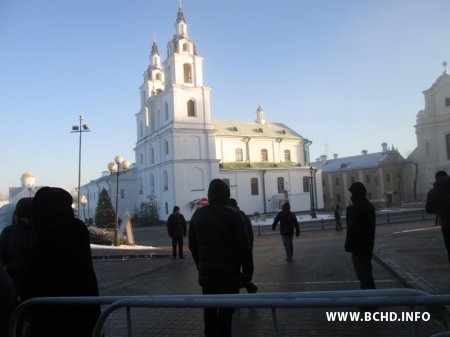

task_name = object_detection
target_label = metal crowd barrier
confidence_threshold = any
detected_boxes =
[8,288,450,337]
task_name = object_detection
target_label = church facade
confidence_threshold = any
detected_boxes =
[131,6,322,221]
[408,67,450,199]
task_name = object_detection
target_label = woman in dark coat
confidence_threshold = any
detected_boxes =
[22,187,100,337]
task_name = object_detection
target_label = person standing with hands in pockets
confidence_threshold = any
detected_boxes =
[272,202,300,262]
[167,206,187,259]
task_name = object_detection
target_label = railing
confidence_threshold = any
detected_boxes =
[9,288,450,337]
[253,208,435,235]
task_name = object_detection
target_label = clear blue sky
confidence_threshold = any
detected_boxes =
[1,0,449,198]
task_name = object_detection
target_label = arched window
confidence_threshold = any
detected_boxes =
[150,174,155,193]
[303,176,309,192]
[183,63,192,83]
[277,177,285,194]
[284,150,291,162]
[261,149,268,162]
[251,178,259,195]
[155,73,161,81]
[235,148,243,162]
[183,43,190,52]
[187,99,196,117]
[164,102,169,120]
[163,171,168,191]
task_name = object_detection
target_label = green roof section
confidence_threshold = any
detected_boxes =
[212,119,304,140]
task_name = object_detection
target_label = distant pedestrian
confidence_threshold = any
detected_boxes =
[0,197,35,301]
[22,187,100,337]
[425,171,450,263]
[272,202,300,262]
[345,182,376,289]
[334,204,343,231]
[189,179,253,337]
[167,206,187,259]
[229,198,258,293]
[428,171,448,227]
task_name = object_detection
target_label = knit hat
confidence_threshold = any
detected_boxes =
[207,179,230,203]
[348,182,367,199]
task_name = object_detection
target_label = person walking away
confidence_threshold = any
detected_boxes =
[345,182,376,289]
[0,197,35,301]
[189,179,253,337]
[272,202,300,262]
[22,187,100,337]
[426,172,450,263]
[167,206,187,259]
[228,198,257,293]
[334,204,343,231]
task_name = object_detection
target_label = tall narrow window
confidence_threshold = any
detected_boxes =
[235,148,243,162]
[335,177,340,186]
[164,102,169,120]
[187,100,196,117]
[446,97,450,107]
[284,150,291,162]
[386,173,391,183]
[151,148,155,164]
[277,177,285,194]
[446,134,450,159]
[183,43,190,52]
[150,174,155,193]
[163,171,168,191]
[303,176,309,192]
[183,63,192,83]
[165,140,169,155]
[261,149,268,162]
[251,178,259,195]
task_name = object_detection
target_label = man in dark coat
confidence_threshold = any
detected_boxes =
[345,182,376,289]
[0,197,35,301]
[22,187,100,337]
[189,179,253,337]
[272,202,300,262]
[167,206,187,259]
[426,173,450,263]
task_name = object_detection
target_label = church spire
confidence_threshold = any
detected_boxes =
[177,1,186,23]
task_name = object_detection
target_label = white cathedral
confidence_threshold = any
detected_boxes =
[80,5,323,221]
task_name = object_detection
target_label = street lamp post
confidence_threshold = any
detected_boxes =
[71,115,90,218]
[80,195,88,222]
[108,155,130,246]
[309,166,317,219]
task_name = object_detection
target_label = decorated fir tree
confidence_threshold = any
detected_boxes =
[95,188,116,227]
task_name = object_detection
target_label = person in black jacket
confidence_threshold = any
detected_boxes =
[345,182,376,289]
[272,202,300,262]
[426,172,450,263]
[167,206,187,259]
[22,187,100,337]
[0,197,35,301]
[189,179,253,337]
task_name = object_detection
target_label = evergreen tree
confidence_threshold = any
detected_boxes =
[95,188,116,227]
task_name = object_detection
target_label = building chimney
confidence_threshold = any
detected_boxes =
[320,155,327,162]
[362,150,368,155]
[333,153,338,159]
[381,142,388,153]
[255,106,266,124]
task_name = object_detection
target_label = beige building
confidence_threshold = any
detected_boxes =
[312,143,416,210]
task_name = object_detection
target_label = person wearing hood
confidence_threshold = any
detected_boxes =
[22,187,100,337]
[272,202,300,262]
[0,197,35,301]
[167,206,187,259]
[189,179,253,337]
[426,171,450,263]
[345,182,376,289]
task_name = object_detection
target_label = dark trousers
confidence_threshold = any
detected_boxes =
[441,226,450,263]
[351,252,376,289]
[281,234,294,259]
[202,286,239,337]
[171,237,184,258]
